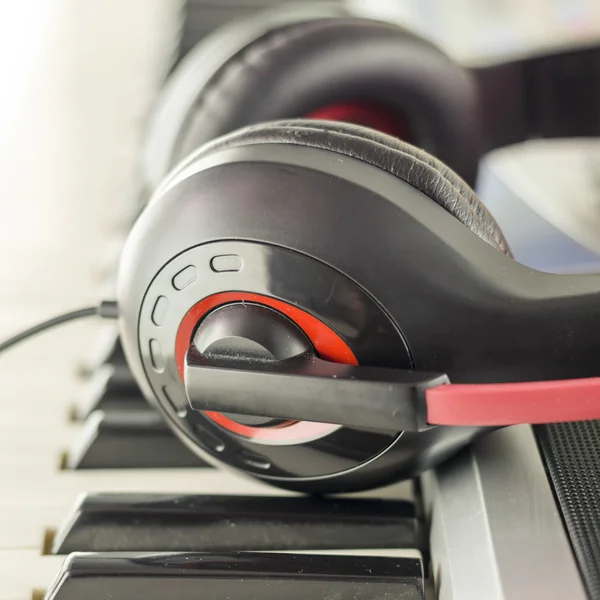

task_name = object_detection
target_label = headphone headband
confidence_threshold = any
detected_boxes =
[474,44,600,151]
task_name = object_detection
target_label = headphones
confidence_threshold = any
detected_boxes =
[8,6,599,494]
[137,3,483,203]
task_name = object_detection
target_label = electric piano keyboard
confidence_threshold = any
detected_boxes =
[0,315,429,600]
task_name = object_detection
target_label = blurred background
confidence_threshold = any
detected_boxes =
[0,0,599,324]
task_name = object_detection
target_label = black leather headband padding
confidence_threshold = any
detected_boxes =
[147,15,482,190]
[186,119,511,255]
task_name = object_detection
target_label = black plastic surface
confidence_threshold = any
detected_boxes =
[186,346,445,431]
[192,302,312,427]
[51,492,421,554]
[73,393,148,421]
[120,143,600,491]
[475,45,600,152]
[65,410,209,470]
[136,239,428,491]
[194,302,312,361]
[45,551,424,600]
[128,147,600,387]
[100,363,137,389]
[146,4,480,196]
[73,366,147,421]
[536,421,600,600]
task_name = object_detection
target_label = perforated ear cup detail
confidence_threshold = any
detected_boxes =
[170,119,511,255]
[143,13,482,194]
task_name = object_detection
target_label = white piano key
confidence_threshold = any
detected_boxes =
[0,550,65,600]
[0,450,66,473]
[0,424,79,458]
[0,406,73,428]
[0,505,67,550]
[0,366,85,403]
[0,467,290,508]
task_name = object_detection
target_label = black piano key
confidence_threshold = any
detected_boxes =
[65,411,209,470]
[103,362,137,388]
[77,331,126,377]
[102,334,126,366]
[72,365,147,421]
[51,493,421,554]
[45,552,425,600]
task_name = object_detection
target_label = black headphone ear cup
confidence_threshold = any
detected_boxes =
[142,12,482,195]
[140,6,344,197]
[166,119,511,256]
[118,117,509,494]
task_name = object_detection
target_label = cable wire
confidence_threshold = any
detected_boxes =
[0,301,118,355]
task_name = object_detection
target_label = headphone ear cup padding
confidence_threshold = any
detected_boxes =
[179,120,511,255]
[145,16,482,190]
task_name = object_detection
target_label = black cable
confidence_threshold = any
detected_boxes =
[0,300,119,355]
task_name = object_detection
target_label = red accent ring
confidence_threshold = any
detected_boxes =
[305,102,410,139]
[175,292,358,442]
